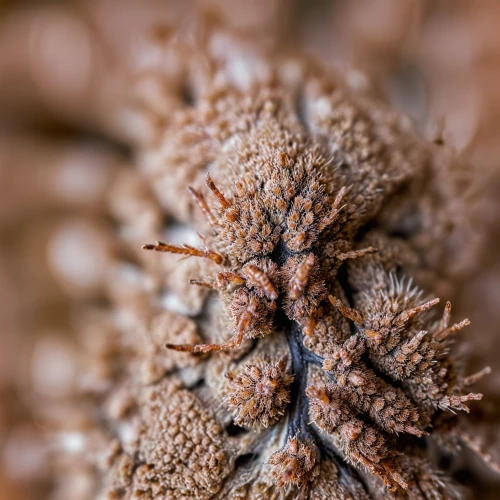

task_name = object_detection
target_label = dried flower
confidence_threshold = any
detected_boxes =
[25,19,494,500]
[225,358,294,428]
[268,434,320,488]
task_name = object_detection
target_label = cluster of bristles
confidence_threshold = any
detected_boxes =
[130,40,493,494]
[143,169,488,493]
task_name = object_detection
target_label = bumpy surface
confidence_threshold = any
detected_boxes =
[132,382,231,499]
[43,29,491,500]
[226,358,294,428]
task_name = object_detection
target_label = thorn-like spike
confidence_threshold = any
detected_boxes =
[142,241,161,250]
[328,295,363,324]
[190,279,214,289]
[276,357,288,372]
[216,272,245,289]
[388,470,409,491]
[441,301,452,330]
[206,173,230,209]
[190,273,245,290]
[400,331,428,354]
[188,186,217,225]
[289,253,315,300]
[165,313,245,353]
[463,366,492,387]
[406,426,429,437]
[165,308,250,353]
[395,298,440,326]
[142,241,224,265]
[243,264,278,300]
[337,246,377,262]
[441,393,483,413]
[434,318,470,341]
[333,186,347,209]
[321,186,348,229]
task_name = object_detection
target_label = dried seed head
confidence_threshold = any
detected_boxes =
[228,288,277,339]
[226,358,294,428]
[268,434,319,488]
[307,383,407,491]
[30,21,490,500]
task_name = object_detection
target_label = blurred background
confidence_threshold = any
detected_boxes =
[1,0,500,498]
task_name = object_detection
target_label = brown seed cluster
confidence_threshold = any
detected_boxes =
[135,45,489,496]
[308,383,408,490]
[226,358,294,428]
[334,247,484,414]
[321,334,425,437]
[268,434,320,488]
[35,22,492,500]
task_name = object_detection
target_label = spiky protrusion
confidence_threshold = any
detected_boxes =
[307,385,407,491]
[139,77,488,494]
[322,337,427,437]
[40,27,488,499]
[330,268,484,415]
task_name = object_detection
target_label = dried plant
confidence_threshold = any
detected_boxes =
[28,23,496,500]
